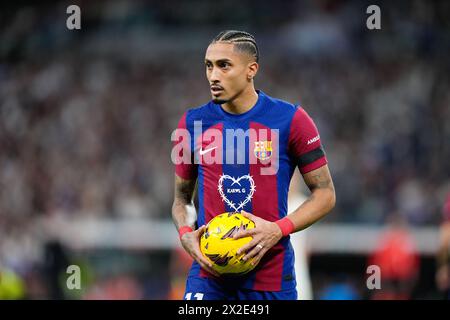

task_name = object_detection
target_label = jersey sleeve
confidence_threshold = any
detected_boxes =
[174,111,197,180]
[288,107,328,174]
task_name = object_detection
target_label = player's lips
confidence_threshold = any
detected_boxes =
[210,85,224,93]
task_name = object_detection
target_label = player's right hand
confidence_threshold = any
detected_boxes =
[180,225,221,277]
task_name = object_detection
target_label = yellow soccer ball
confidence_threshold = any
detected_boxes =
[200,212,256,276]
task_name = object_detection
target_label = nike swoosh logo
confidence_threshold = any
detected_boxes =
[199,146,217,155]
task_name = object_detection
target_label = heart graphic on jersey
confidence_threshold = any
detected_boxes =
[217,174,256,212]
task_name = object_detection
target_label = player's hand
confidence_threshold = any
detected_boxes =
[233,210,283,267]
[180,225,221,277]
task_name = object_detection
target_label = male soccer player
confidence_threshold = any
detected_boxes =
[171,30,336,300]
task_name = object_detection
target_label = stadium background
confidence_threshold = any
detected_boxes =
[0,0,449,299]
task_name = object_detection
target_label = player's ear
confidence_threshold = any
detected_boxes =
[247,61,258,81]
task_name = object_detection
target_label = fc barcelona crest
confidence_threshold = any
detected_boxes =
[254,141,272,161]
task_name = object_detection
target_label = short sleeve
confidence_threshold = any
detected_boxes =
[173,112,197,180]
[288,107,328,174]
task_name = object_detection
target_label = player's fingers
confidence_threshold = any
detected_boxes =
[233,228,256,240]
[236,238,259,255]
[242,242,265,261]
[195,224,206,237]
[240,210,257,221]
[195,254,220,277]
[193,251,214,269]
[251,247,268,266]
[199,261,220,277]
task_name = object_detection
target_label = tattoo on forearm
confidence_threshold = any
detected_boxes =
[175,177,196,204]
[173,177,197,230]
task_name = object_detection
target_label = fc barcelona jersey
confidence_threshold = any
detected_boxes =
[174,90,327,291]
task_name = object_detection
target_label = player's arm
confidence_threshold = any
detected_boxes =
[172,175,219,276]
[171,111,219,276]
[251,164,336,238]
[283,107,335,232]
[285,164,335,232]
[172,175,197,231]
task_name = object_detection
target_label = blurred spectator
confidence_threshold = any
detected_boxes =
[83,274,142,300]
[168,248,194,300]
[42,241,70,299]
[368,214,420,299]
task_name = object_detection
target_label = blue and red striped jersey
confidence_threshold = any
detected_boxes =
[174,90,327,291]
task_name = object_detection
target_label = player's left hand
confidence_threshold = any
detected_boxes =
[233,210,283,266]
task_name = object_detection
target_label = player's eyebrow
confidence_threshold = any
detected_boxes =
[204,58,233,64]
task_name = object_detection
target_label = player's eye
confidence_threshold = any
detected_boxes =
[205,62,213,69]
[219,62,230,69]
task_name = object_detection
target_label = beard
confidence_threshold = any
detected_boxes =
[212,98,228,105]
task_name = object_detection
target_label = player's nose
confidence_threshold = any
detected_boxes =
[209,67,221,82]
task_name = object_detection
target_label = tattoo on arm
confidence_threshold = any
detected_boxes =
[172,176,198,230]
[303,166,335,193]
[174,176,196,205]
[291,165,336,231]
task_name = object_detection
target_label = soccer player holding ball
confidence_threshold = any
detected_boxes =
[171,30,336,300]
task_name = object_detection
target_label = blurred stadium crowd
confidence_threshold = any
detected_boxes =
[0,0,449,299]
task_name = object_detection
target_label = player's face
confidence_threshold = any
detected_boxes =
[205,42,255,104]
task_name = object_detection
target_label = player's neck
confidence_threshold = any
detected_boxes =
[222,87,258,115]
